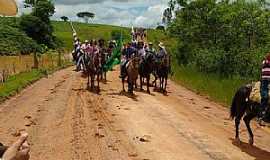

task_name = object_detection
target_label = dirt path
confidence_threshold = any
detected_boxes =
[1,66,270,160]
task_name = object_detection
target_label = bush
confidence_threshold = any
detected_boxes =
[0,25,38,55]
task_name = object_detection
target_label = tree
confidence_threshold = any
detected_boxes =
[60,16,69,22]
[167,0,270,77]
[24,0,55,23]
[21,0,57,48]
[21,0,58,69]
[162,8,173,25]
[162,0,177,25]
[77,12,95,23]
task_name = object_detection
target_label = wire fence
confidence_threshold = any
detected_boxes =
[0,52,72,83]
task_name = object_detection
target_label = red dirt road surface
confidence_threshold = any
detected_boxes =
[1,66,270,160]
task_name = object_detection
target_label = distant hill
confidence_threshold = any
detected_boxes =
[53,21,174,52]
[0,17,173,55]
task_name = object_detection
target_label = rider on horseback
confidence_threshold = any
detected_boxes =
[137,41,146,61]
[119,42,136,78]
[259,53,270,123]
[156,42,167,60]
[76,40,88,71]
[146,42,156,55]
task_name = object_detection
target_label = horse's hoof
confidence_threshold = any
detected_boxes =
[235,138,241,145]
[249,139,254,146]
[147,90,150,94]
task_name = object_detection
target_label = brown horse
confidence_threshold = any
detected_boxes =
[84,50,101,93]
[122,55,140,94]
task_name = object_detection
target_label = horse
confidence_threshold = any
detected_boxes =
[230,84,270,145]
[84,50,101,93]
[138,52,155,94]
[98,39,109,81]
[153,54,171,93]
[122,55,140,94]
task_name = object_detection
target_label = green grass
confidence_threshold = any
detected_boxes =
[171,63,251,106]
[0,69,46,101]
[0,61,72,102]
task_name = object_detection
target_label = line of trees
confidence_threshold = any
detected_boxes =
[167,0,270,78]
[60,12,95,24]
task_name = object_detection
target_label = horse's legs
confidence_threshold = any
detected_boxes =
[87,72,90,89]
[153,76,157,89]
[135,78,138,89]
[147,75,150,94]
[243,113,256,145]
[97,73,100,93]
[91,74,94,90]
[122,78,125,92]
[161,77,164,91]
[127,77,131,93]
[164,76,168,93]
[140,76,143,91]
[159,77,162,91]
[235,116,241,144]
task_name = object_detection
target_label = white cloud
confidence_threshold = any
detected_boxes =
[16,0,170,28]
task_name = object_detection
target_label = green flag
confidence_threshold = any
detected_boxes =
[103,39,122,71]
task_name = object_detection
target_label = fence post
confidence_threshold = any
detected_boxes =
[57,49,62,67]
[33,52,39,69]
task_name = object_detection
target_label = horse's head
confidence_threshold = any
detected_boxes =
[145,52,155,63]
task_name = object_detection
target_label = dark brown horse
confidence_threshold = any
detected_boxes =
[139,52,155,94]
[122,55,140,94]
[153,54,171,93]
[230,84,270,145]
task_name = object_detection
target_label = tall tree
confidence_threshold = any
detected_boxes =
[77,12,95,23]
[21,0,56,48]
[21,0,57,69]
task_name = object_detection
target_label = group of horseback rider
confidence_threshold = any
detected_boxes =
[72,32,115,72]
[119,41,167,79]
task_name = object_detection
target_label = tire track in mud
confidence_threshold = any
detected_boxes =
[79,88,139,160]
[69,81,92,160]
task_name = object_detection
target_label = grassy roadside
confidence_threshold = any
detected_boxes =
[0,62,72,102]
[171,63,251,106]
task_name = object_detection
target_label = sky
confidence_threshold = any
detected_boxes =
[15,0,170,28]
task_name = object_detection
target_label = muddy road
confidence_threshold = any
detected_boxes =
[1,66,270,160]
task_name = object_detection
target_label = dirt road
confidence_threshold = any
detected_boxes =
[1,66,270,160]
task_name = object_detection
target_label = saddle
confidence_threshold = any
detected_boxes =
[249,81,270,104]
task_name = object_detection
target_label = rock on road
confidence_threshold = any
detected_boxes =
[0,66,270,160]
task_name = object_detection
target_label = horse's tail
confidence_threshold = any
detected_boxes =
[230,93,238,120]
[230,85,252,119]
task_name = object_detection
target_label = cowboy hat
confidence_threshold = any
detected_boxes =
[0,0,17,16]
[149,42,153,45]
[85,40,89,43]
[158,42,165,49]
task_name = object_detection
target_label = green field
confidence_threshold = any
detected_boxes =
[53,21,132,50]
